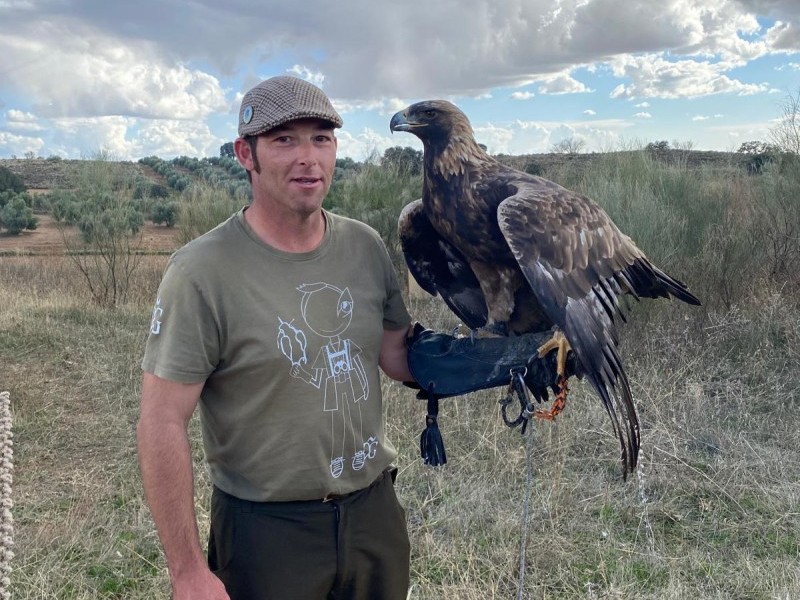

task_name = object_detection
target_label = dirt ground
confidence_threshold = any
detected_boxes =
[0,214,180,254]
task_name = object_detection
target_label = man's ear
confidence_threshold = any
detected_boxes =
[233,138,254,170]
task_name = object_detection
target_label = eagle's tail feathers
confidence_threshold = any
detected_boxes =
[624,259,701,305]
[564,306,640,479]
[651,264,702,305]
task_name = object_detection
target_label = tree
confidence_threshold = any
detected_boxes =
[770,88,800,155]
[220,142,235,158]
[151,200,179,227]
[381,146,423,175]
[0,166,25,194]
[0,195,37,235]
[737,140,780,175]
[646,140,670,153]
[53,158,146,307]
[523,162,544,176]
[550,137,585,154]
[737,141,774,155]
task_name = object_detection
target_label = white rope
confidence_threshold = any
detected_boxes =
[0,391,13,600]
[516,426,536,600]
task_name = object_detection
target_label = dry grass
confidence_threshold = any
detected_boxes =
[3,151,798,598]
[3,249,800,598]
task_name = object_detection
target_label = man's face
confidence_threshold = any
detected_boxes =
[239,118,338,217]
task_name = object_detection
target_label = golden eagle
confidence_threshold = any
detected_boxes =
[391,100,700,476]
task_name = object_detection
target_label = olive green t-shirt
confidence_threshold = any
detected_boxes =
[142,208,411,501]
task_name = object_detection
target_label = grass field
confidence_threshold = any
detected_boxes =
[3,155,800,598]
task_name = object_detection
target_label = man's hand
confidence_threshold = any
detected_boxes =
[172,567,230,599]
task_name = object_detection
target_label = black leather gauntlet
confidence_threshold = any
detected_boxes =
[405,323,582,466]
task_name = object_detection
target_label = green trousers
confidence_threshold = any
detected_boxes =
[207,468,411,599]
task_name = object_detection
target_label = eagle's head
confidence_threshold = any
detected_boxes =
[390,100,476,146]
[390,100,488,175]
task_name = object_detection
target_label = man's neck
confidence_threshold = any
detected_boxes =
[244,203,326,253]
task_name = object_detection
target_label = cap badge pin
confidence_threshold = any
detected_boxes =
[242,105,253,124]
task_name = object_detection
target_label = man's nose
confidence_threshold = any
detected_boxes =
[297,141,318,166]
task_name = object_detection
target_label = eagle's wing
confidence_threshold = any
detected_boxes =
[399,199,488,329]
[497,183,641,475]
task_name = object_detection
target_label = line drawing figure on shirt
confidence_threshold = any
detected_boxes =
[277,282,377,479]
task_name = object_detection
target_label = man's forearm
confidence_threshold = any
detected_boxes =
[137,417,207,580]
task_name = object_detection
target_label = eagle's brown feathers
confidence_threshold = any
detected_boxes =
[392,99,700,477]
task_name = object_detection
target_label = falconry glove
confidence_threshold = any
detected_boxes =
[405,323,582,466]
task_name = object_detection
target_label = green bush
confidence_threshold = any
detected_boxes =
[177,183,242,245]
[0,194,37,234]
[0,166,25,194]
[151,200,179,227]
[78,201,144,244]
[53,157,148,306]
[48,190,82,224]
[326,163,421,275]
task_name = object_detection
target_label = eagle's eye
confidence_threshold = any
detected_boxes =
[423,109,436,118]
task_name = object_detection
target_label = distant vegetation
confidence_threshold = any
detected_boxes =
[3,141,800,597]
[0,165,37,235]
[4,91,800,596]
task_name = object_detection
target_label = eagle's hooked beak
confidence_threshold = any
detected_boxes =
[390,109,422,133]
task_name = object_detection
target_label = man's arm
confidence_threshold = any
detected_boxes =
[136,372,229,600]
[378,325,414,382]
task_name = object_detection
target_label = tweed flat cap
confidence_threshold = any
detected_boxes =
[238,76,343,137]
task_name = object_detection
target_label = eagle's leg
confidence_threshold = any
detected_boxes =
[534,330,571,421]
[469,262,517,338]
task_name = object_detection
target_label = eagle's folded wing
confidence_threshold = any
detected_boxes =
[497,188,641,474]
[399,199,488,330]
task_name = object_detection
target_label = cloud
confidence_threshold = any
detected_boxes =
[0,0,796,158]
[0,20,228,120]
[5,109,43,131]
[473,118,632,154]
[609,54,769,99]
[336,127,402,162]
[0,131,43,156]
[536,73,592,95]
[692,115,710,121]
[765,20,800,52]
[4,0,794,102]
[34,116,224,160]
[635,112,652,118]
[584,109,596,115]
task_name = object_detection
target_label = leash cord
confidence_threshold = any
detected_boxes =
[516,419,535,600]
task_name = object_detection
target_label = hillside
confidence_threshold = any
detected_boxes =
[0,149,752,193]
[0,158,145,191]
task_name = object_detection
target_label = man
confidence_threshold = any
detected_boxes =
[137,75,414,600]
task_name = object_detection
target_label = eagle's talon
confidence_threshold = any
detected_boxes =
[534,375,569,421]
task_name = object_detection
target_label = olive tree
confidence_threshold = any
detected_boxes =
[54,156,145,307]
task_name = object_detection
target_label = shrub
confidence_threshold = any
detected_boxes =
[0,166,25,194]
[151,200,179,227]
[0,195,37,235]
[326,163,421,275]
[177,183,242,245]
[52,158,146,307]
[49,190,83,225]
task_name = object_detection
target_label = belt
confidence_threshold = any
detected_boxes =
[322,467,392,503]
[322,489,358,503]
[214,467,396,508]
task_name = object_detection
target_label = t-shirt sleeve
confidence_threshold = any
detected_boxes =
[141,260,219,383]
[378,240,412,331]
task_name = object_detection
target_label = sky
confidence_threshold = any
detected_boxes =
[0,0,798,162]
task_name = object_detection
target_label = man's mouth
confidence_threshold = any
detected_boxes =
[293,177,322,186]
